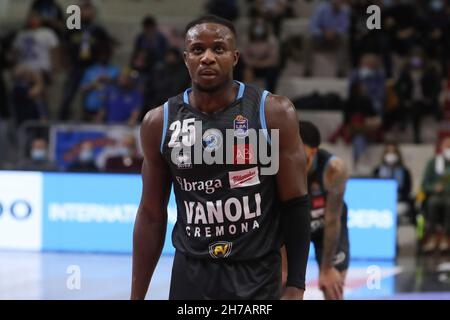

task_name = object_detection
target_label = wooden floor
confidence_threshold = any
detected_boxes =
[1,251,448,300]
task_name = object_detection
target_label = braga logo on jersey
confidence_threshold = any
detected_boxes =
[228,167,260,189]
[234,115,248,138]
[176,176,223,194]
[209,241,232,258]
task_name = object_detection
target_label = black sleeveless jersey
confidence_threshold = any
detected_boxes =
[308,149,347,239]
[160,81,282,261]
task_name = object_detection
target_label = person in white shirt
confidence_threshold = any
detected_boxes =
[12,10,59,78]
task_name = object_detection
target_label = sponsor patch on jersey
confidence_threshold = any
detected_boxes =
[175,151,192,169]
[233,144,254,164]
[233,115,248,138]
[311,196,326,209]
[202,128,223,152]
[228,167,260,189]
[209,241,232,258]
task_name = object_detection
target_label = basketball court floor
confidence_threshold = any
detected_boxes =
[1,251,449,300]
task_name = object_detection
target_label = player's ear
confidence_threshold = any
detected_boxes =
[233,50,239,67]
[312,147,319,156]
[183,50,188,67]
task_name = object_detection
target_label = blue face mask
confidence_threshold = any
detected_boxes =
[31,149,47,161]
[359,67,374,78]
[79,149,94,162]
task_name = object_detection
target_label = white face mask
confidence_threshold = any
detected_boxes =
[31,148,47,161]
[359,67,374,78]
[384,153,399,165]
[443,148,450,161]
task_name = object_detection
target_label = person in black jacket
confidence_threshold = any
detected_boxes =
[373,142,415,225]
[394,51,442,143]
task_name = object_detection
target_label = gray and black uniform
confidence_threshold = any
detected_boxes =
[308,149,349,272]
[160,81,283,299]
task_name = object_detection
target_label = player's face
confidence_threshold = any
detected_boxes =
[184,23,239,92]
[304,145,318,172]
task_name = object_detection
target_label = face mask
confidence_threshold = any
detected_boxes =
[31,149,47,161]
[443,148,450,161]
[410,57,422,68]
[359,67,374,78]
[384,153,399,165]
[430,0,444,11]
[79,149,94,162]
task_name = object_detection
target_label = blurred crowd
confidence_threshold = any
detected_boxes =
[1,0,450,247]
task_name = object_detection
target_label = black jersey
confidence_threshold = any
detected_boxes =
[160,81,282,261]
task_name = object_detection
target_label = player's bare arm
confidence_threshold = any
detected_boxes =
[130,106,172,300]
[265,94,310,300]
[319,156,348,300]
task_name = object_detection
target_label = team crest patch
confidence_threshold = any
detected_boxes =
[202,129,223,152]
[209,241,232,258]
[234,115,248,138]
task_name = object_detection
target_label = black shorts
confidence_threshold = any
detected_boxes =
[169,250,282,300]
[312,208,350,272]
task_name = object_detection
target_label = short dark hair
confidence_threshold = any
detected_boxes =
[184,15,236,38]
[143,15,156,28]
[299,121,321,148]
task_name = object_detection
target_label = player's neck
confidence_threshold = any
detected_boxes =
[189,80,238,114]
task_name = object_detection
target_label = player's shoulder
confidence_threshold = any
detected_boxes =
[140,105,165,138]
[325,154,348,179]
[264,93,297,129]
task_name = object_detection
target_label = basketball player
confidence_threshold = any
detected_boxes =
[282,121,349,300]
[130,15,311,300]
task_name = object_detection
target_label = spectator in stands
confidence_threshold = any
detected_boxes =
[242,18,280,93]
[11,10,59,96]
[421,136,450,253]
[131,15,169,111]
[303,0,350,77]
[79,44,119,122]
[395,50,442,143]
[30,0,65,38]
[104,135,143,173]
[12,64,48,126]
[330,81,381,166]
[205,0,239,21]
[349,53,386,117]
[18,137,58,171]
[373,142,415,224]
[67,140,99,172]
[418,0,450,78]
[144,47,190,114]
[248,0,289,37]
[349,0,391,76]
[383,0,420,60]
[58,0,115,120]
[0,33,11,167]
[98,67,142,125]
[130,15,168,76]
